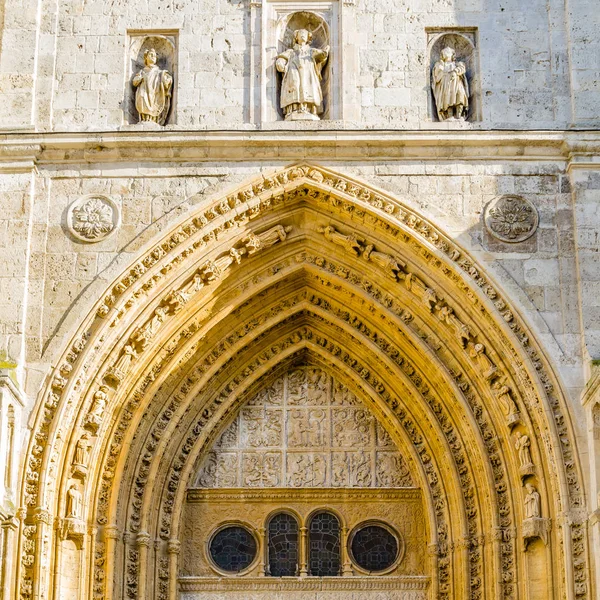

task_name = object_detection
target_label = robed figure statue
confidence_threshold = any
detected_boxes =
[431,46,469,121]
[133,48,173,125]
[276,29,330,121]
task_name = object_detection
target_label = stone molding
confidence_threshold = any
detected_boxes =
[0,131,599,169]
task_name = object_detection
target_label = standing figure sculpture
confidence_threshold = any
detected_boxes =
[432,47,469,121]
[276,29,329,121]
[132,48,173,125]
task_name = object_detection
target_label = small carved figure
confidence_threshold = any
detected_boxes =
[106,344,137,384]
[165,272,204,313]
[73,434,91,470]
[85,385,109,432]
[132,306,168,350]
[432,46,469,121]
[132,48,173,125]
[524,483,541,518]
[66,484,82,519]
[243,225,292,255]
[438,305,470,347]
[363,244,406,280]
[349,450,371,487]
[405,273,438,312]
[201,247,244,282]
[492,380,521,426]
[276,29,329,121]
[515,432,534,468]
[308,409,326,446]
[318,225,363,255]
[468,342,498,380]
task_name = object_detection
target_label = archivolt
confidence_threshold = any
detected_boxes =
[18,163,589,600]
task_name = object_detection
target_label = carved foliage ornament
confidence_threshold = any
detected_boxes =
[484,195,539,243]
[67,195,120,243]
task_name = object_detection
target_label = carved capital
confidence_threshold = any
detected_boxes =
[167,539,181,555]
[104,525,121,540]
[137,531,152,547]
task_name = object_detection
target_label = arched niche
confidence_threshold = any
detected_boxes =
[427,29,481,122]
[273,11,333,121]
[126,33,177,125]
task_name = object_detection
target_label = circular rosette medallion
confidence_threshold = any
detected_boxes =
[484,195,539,243]
[67,195,120,243]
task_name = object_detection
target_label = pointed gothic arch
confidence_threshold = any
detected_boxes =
[16,163,590,600]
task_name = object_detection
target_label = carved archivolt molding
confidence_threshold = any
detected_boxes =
[18,163,588,600]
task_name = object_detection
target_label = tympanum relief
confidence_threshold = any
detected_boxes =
[194,367,414,489]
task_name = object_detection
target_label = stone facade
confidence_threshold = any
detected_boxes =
[0,1,599,600]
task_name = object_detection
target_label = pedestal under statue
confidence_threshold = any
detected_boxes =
[276,29,329,121]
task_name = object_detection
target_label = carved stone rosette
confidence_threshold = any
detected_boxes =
[484,195,539,243]
[66,195,121,243]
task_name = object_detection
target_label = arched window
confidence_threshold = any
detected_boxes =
[267,513,299,576]
[308,512,341,576]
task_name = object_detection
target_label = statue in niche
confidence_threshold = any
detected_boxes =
[132,48,173,125]
[524,483,541,518]
[431,47,469,121]
[84,385,109,432]
[515,431,534,469]
[276,29,329,121]
[66,484,82,519]
[73,434,91,471]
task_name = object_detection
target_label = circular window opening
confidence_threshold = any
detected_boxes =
[349,523,400,573]
[208,525,257,574]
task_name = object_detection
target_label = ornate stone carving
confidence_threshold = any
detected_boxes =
[405,273,438,312]
[467,342,498,380]
[194,367,414,490]
[66,484,83,519]
[131,306,168,351]
[522,484,550,548]
[515,432,535,477]
[105,344,137,385]
[276,29,329,121]
[318,225,364,255]
[67,195,120,243]
[84,386,109,433]
[71,433,92,479]
[242,224,292,255]
[362,244,406,280]
[484,195,539,243]
[132,48,173,125]
[431,46,469,121]
[491,380,521,428]
[438,306,470,347]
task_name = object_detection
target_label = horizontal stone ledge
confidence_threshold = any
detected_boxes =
[0,130,599,167]
[178,575,430,592]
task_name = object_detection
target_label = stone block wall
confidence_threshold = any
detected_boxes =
[0,0,596,130]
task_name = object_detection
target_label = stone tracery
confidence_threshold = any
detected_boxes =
[16,164,589,600]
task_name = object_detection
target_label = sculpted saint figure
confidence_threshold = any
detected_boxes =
[276,29,330,121]
[132,48,173,125]
[85,385,109,432]
[243,224,292,255]
[524,483,541,519]
[318,225,363,255]
[515,431,534,468]
[66,484,82,519]
[73,434,91,469]
[432,47,469,121]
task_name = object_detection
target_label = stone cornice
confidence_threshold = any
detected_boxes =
[0,130,598,166]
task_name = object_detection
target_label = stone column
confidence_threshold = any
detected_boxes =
[341,526,352,576]
[167,539,181,600]
[299,526,308,576]
[257,526,266,576]
[136,531,151,600]
[103,525,120,600]
[427,542,440,599]
[1,516,18,600]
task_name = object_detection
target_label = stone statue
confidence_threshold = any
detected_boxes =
[73,434,91,469]
[363,244,406,280]
[318,225,363,255]
[524,483,541,518]
[515,431,534,468]
[493,381,521,427]
[106,344,136,384]
[432,47,469,121]
[66,484,82,519]
[132,48,173,125]
[85,385,109,432]
[276,29,329,121]
[243,224,292,255]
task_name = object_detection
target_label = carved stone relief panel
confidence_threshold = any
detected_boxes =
[194,367,414,488]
